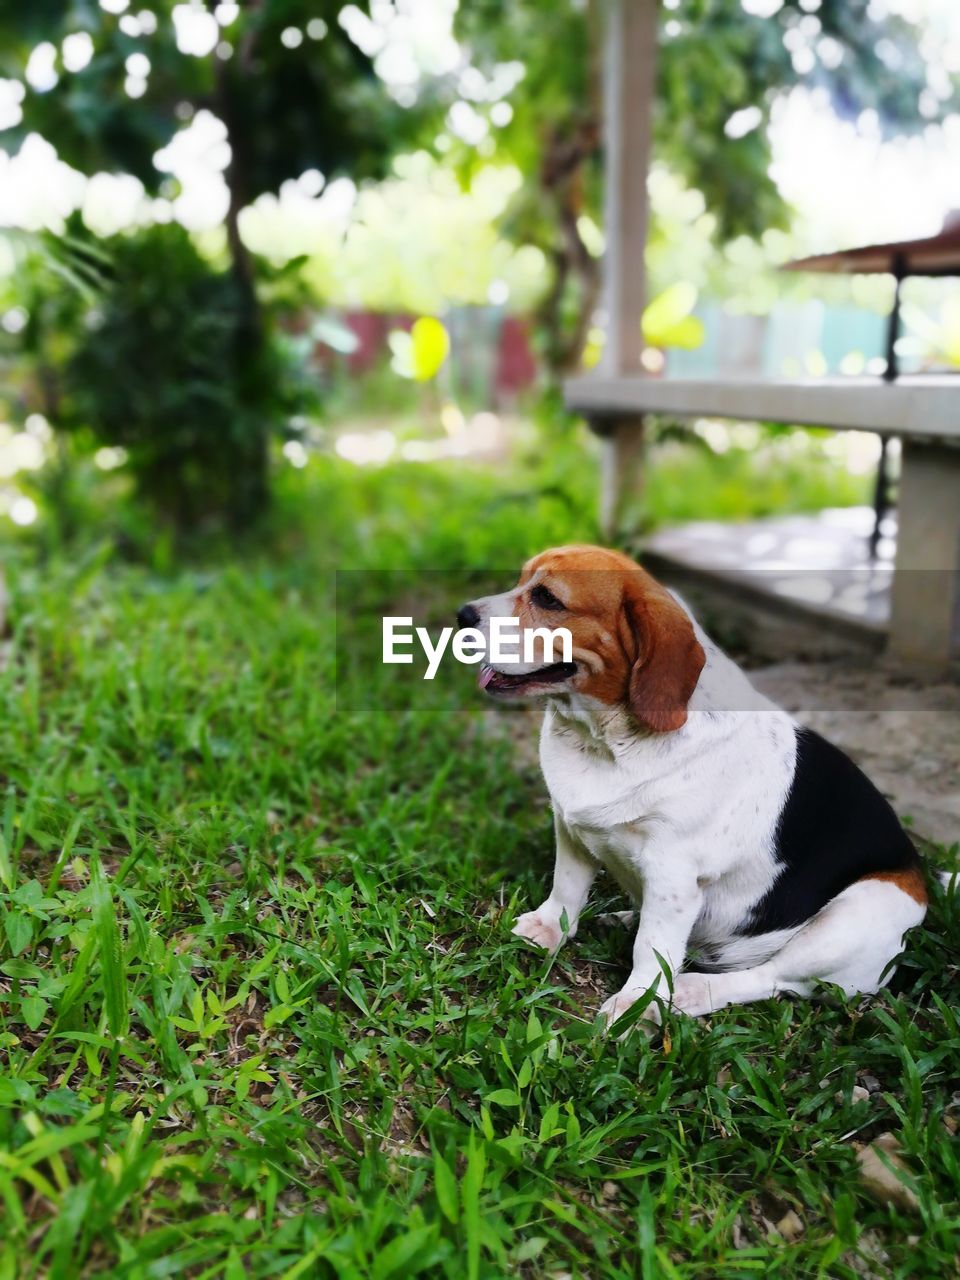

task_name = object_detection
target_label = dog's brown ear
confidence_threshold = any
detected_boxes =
[623,572,705,732]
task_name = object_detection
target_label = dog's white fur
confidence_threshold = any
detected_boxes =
[469,572,927,1029]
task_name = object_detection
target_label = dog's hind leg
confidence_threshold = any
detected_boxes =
[669,874,927,1019]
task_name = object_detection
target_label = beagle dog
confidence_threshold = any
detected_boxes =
[458,544,931,1028]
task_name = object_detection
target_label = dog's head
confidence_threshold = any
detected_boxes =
[457,545,705,732]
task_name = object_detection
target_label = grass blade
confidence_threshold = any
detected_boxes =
[89,853,129,1040]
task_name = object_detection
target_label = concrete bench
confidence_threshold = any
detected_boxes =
[564,373,960,669]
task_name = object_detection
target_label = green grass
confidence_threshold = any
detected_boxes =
[0,442,957,1278]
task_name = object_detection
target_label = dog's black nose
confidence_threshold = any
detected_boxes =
[457,603,480,629]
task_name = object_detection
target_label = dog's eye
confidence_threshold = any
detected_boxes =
[531,584,565,611]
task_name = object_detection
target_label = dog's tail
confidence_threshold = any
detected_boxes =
[936,869,959,893]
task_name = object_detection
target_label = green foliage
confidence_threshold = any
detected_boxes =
[902,296,960,369]
[0,231,103,396]
[59,223,308,530]
[0,2,438,524]
[455,0,957,371]
[0,455,955,1275]
[0,1,425,206]
[460,0,953,243]
[656,0,939,240]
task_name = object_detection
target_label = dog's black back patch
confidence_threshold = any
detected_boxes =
[744,726,920,935]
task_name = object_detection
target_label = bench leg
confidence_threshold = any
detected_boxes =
[597,416,646,540]
[888,440,960,671]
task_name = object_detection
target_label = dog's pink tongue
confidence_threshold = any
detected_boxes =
[477,665,495,690]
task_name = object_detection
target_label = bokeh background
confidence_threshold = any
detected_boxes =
[1,0,960,546]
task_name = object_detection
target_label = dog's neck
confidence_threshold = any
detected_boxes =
[545,693,650,760]
[543,624,772,759]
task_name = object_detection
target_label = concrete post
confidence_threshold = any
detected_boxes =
[888,440,960,671]
[597,0,657,538]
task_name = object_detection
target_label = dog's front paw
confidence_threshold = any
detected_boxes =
[598,987,661,1035]
[511,910,567,954]
[669,973,716,1018]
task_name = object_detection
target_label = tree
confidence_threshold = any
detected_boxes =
[455,0,958,372]
[1,2,427,293]
[0,0,428,521]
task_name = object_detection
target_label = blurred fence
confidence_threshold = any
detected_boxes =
[318,306,537,408]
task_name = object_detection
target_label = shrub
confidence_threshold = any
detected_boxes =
[63,223,305,531]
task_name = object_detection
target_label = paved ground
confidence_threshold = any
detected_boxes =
[753,659,960,851]
[645,506,894,630]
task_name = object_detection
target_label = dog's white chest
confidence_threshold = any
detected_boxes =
[539,702,797,929]
[540,714,667,896]
[540,717,644,828]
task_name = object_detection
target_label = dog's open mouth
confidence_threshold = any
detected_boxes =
[477,661,578,694]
